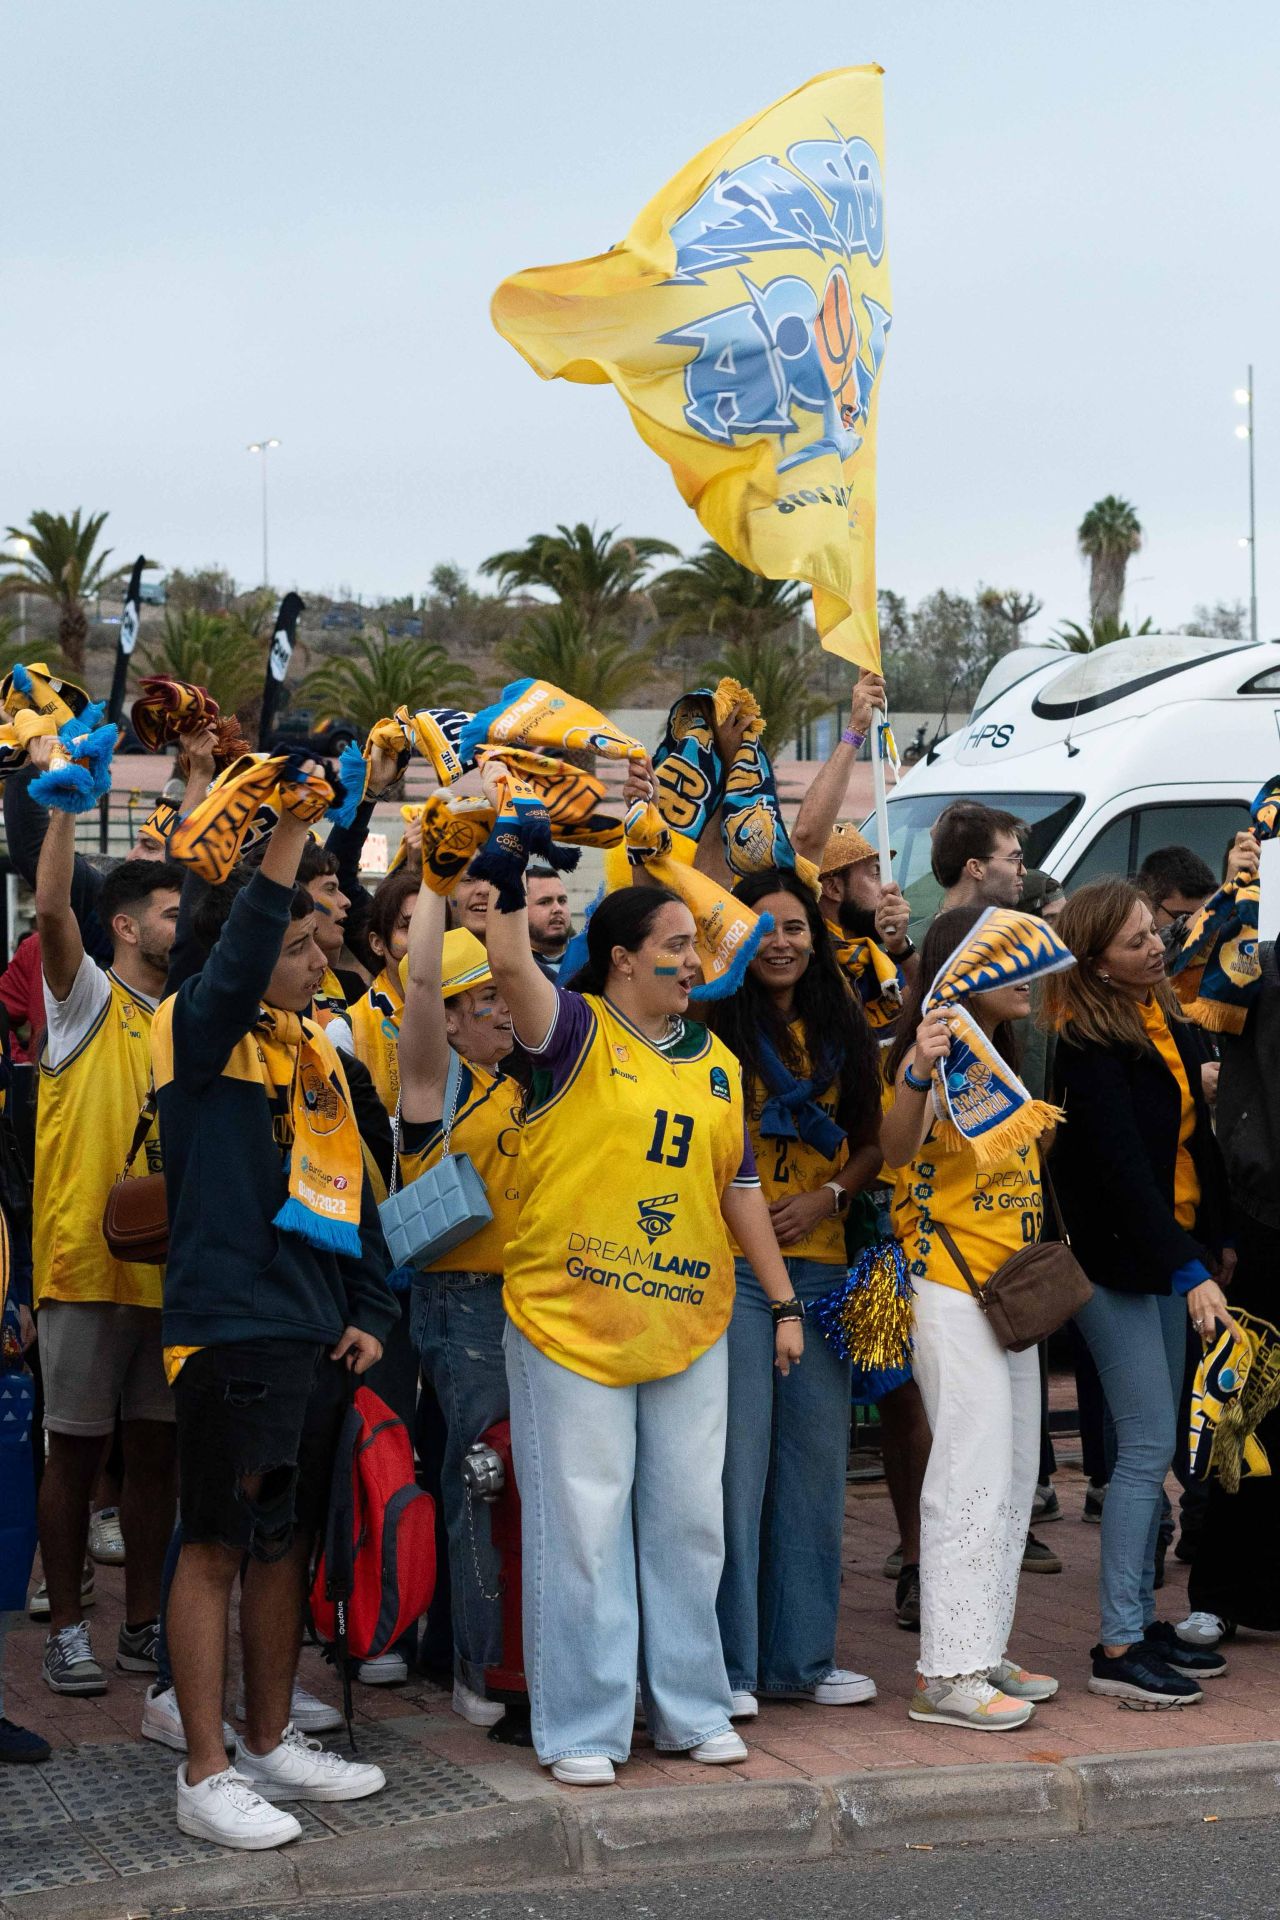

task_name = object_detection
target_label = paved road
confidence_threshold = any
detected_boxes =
[161,1819,1280,1920]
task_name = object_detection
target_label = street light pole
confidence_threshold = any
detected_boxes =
[246,439,281,589]
[1237,373,1257,645]
[10,537,30,650]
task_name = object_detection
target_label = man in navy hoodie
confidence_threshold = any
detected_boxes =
[156,778,398,1850]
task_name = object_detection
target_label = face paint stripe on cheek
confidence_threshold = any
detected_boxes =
[654,966,680,976]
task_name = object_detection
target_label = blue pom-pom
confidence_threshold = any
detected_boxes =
[327,740,368,830]
[11,664,32,696]
[30,763,96,814]
[688,911,774,1002]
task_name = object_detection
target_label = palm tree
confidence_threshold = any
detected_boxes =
[654,543,809,661]
[1049,614,1155,654]
[497,603,655,709]
[705,631,826,749]
[144,609,266,716]
[1077,496,1143,627]
[0,511,134,673]
[303,629,479,736]
[480,522,677,631]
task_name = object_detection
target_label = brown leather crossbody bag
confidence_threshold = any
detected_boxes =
[931,1166,1092,1352]
[101,1091,168,1265]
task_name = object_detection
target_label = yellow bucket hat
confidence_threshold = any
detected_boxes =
[400,928,494,1002]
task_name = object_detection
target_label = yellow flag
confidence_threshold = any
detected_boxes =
[492,67,890,671]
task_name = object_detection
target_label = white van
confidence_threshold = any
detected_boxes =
[871,632,1280,927]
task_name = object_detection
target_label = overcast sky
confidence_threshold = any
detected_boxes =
[6,1,1276,650]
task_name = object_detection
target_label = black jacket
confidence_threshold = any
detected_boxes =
[1050,1016,1230,1295]
[1217,943,1280,1232]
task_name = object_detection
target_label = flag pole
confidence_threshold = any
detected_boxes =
[872,708,893,884]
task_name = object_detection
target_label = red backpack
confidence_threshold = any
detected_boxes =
[311,1385,436,1714]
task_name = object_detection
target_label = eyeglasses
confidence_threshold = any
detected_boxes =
[982,853,1027,872]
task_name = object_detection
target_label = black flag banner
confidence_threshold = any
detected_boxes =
[108,554,148,729]
[258,590,305,748]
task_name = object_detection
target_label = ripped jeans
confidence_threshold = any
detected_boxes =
[173,1340,345,1563]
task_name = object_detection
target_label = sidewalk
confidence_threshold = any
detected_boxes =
[5,1463,1279,1914]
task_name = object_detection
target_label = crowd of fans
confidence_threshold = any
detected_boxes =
[0,667,1272,1852]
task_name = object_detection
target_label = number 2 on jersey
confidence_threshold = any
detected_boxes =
[647,1108,694,1169]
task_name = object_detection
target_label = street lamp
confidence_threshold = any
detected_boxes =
[1236,372,1256,646]
[246,438,281,588]
[7,536,30,650]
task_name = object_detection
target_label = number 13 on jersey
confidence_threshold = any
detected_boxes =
[646,1109,694,1169]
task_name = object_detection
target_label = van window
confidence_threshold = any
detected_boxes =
[870,791,1082,929]
[1062,800,1254,893]
[1032,636,1251,720]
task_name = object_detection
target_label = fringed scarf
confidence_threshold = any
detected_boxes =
[598,813,773,1000]
[477,745,624,848]
[653,678,792,876]
[168,751,339,883]
[754,1030,845,1158]
[130,676,250,768]
[1188,1309,1280,1492]
[394,794,497,891]
[349,967,405,1116]
[1169,776,1280,1034]
[924,906,1074,1167]
[826,921,906,1030]
[468,761,580,912]
[460,677,647,769]
[360,706,477,808]
[0,663,98,791]
[255,1006,364,1256]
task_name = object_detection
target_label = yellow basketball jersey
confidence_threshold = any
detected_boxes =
[400,1061,521,1275]
[743,1022,848,1264]
[35,972,162,1308]
[893,1128,1042,1296]
[503,995,746,1386]
[350,968,403,1115]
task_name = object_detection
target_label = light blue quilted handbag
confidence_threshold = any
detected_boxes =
[378,1050,493,1274]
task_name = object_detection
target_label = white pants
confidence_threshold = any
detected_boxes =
[910,1280,1040,1679]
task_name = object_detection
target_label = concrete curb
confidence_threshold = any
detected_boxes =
[5,1742,1280,1916]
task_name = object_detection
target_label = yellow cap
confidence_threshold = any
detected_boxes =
[819,823,882,876]
[398,928,494,1002]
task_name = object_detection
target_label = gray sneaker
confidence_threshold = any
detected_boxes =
[117,1619,159,1673]
[44,1621,107,1696]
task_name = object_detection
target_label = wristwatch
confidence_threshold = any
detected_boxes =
[889,935,916,960]
[823,1180,851,1214]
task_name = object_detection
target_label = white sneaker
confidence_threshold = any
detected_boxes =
[235,1723,385,1803]
[234,1680,344,1734]
[452,1679,504,1727]
[776,1668,877,1707]
[141,1684,234,1754]
[28,1563,95,1620]
[909,1672,1033,1730]
[176,1763,302,1850]
[88,1508,126,1566]
[689,1730,748,1765]
[550,1754,616,1786]
[357,1651,408,1686]
[729,1691,759,1720]
[1177,1611,1228,1648]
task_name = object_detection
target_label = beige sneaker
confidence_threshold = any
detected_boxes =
[908,1672,1033,1730]
[988,1658,1059,1703]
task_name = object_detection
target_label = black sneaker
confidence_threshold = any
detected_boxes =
[1022,1531,1063,1574]
[1143,1620,1227,1678]
[1082,1481,1107,1523]
[1031,1484,1063,1524]
[1088,1643,1203,1708]
[116,1619,159,1674]
[894,1562,920,1631]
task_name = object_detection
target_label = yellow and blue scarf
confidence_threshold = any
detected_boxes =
[925,907,1073,1166]
[459,677,647,769]
[1169,776,1280,1034]
[654,679,792,876]
[1188,1309,1280,1491]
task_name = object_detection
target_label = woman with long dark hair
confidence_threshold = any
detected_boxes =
[706,868,882,1716]
[485,860,804,1788]
[1042,879,1235,1706]
[881,906,1058,1732]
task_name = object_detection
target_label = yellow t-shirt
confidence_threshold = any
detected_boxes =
[741,1021,848,1265]
[893,1126,1043,1295]
[400,1061,522,1275]
[350,968,404,1115]
[503,991,750,1386]
[1138,996,1200,1231]
[34,967,162,1309]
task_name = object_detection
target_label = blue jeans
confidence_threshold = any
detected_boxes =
[409,1274,508,1693]
[505,1320,733,1765]
[1074,1285,1186,1645]
[718,1256,852,1693]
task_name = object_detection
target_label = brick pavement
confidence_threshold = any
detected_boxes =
[8,1460,1278,1795]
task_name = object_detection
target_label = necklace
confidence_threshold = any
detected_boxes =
[655,1015,685,1052]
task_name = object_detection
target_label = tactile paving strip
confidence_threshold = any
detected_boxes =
[0,1734,502,1898]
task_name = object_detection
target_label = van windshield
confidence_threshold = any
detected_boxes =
[861,791,1082,929]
